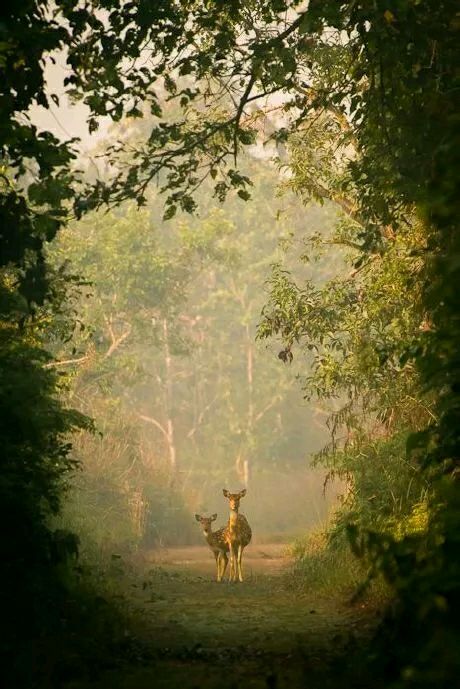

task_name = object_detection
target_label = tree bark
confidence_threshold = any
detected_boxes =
[163,319,177,476]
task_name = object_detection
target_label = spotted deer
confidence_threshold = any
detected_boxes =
[194,513,229,582]
[222,488,252,582]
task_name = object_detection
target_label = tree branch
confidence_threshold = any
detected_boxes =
[187,395,219,439]
[43,355,90,369]
[233,72,257,163]
[138,414,169,442]
[254,396,280,424]
[103,315,132,358]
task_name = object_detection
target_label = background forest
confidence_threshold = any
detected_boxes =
[50,153,340,549]
[1,2,459,689]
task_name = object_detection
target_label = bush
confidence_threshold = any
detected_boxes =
[286,527,390,606]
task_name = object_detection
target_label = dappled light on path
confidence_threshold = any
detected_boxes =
[70,545,382,689]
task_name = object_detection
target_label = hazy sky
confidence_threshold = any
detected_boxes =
[28,51,110,149]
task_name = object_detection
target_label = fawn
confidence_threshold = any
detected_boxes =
[195,513,229,582]
[222,488,252,582]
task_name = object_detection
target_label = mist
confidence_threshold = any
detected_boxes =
[47,135,342,555]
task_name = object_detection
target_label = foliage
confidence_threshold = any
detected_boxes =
[286,529,384,598]
[0,257,92,685]
[323,433,430,562]
[258,126,434,541]
[1,6,94,682]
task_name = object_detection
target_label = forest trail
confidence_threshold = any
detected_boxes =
[68,544,383,689]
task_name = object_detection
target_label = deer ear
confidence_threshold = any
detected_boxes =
[195,514,201,522]
[223,489,229,497]
[211,513,217,521]
[240,489,247,497]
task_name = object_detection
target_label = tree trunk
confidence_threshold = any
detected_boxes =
[163,319,177,477]
[235,323,253,487]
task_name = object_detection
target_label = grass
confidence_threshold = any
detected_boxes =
[285,530,390,603]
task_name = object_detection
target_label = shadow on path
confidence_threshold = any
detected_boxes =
[66,544,384,689]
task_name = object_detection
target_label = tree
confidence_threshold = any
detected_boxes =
[0,187,92,680]
[258,127,432,538]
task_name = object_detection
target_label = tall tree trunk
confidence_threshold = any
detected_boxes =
[236,323,253,487]
[163,318,177,477]
[246,323,254,436]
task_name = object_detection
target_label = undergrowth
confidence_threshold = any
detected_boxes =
[8,549,152,689]
[286,529,390,604]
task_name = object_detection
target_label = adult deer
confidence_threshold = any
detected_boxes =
[194,513,229,582]
[222,488,252,582]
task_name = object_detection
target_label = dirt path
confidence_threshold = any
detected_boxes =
[69,545,383,689]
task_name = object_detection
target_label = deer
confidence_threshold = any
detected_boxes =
[222,488,252,583]
[194,513,229,582]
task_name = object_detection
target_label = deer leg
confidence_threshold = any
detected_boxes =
[220,551,228,581]
[237,545,244,582]
[226,543,232,581]
[214,551,220,582]
[230,544,238,582]
[228,547,234,582]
